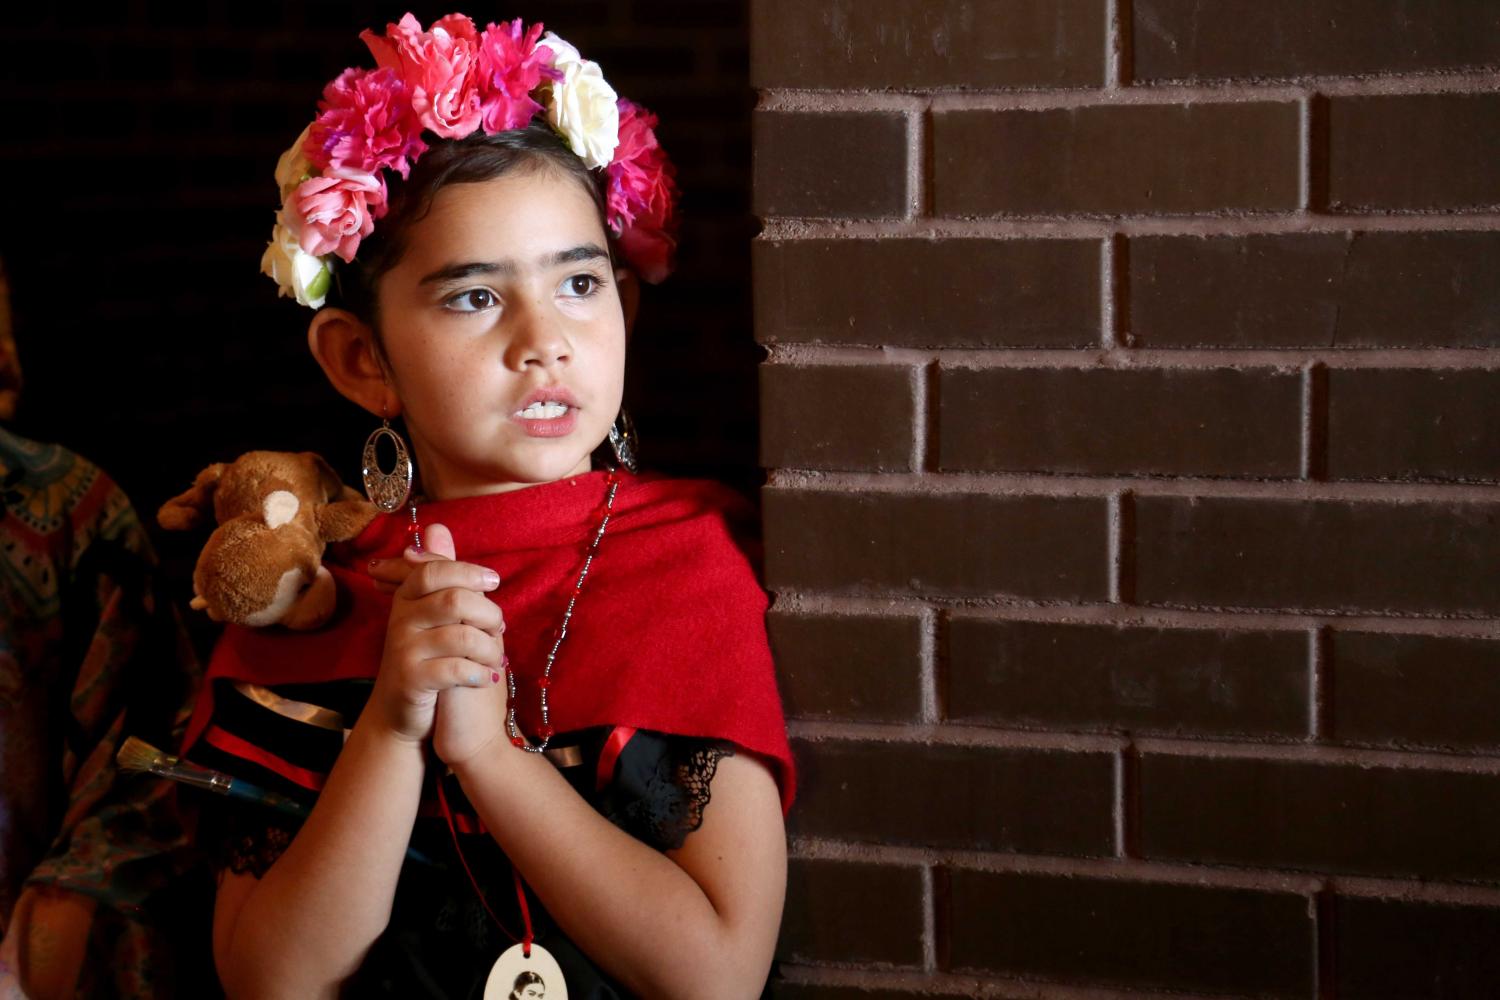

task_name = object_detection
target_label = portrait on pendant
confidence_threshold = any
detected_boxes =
[511,970,546,999]
[483,941,567,1000]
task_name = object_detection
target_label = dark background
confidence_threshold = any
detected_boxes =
[0,0,757,635]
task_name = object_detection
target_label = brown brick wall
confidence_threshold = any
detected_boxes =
[754,2,1500,997]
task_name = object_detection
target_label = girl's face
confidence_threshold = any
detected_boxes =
[373,166,627,500]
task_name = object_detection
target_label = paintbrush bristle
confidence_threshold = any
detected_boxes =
[116,735,176,773]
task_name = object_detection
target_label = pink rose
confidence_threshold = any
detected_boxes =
[305,67,428,178]
[360,12,482,139]
[475,18,551,133]
[292,168,387,263]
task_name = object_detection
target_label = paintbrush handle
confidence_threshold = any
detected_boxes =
[222,778,310,818]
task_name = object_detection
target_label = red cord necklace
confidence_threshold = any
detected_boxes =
[418,469,621,998]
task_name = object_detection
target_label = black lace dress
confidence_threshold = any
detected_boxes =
[192,678,733,998]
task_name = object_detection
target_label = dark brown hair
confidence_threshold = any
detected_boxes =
[326,121,616,328]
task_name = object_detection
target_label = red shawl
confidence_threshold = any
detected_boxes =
[181,469,795,813]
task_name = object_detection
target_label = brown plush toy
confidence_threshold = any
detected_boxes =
[158,451,379,630]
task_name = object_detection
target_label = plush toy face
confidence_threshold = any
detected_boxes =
[160,451,377,630]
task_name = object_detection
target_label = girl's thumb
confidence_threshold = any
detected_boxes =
[405,522,457,561]
[424,523,457,560]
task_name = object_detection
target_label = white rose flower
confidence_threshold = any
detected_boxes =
[540,30,619,169]
[275,125,315,204]
[261,211,332,309]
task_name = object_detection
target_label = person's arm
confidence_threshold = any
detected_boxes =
[378,523,789,999]
[451,735,787,1000]
[212,555,506,998]
[211,716,426,998]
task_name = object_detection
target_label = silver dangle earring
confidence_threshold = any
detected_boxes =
[607,407,639,473]
[362,415,414,512]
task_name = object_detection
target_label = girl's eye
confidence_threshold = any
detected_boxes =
[560,273,603,298]
[445,288,497,313]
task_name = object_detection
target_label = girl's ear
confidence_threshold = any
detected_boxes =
[615,266,640,343]
[306,308,400,418]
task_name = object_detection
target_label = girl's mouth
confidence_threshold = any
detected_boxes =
[518,400,570,420]
[512,402,578,437]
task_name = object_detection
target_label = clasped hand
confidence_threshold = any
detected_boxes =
[366,523,512,767]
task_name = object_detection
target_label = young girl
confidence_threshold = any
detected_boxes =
[178,12,794,998]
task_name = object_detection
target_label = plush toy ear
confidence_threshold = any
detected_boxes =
[157,463,226,531]
[317,495,379,543]
[308,452,347,502]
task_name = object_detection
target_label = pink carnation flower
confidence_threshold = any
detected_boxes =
[292,168,388,263]
[475,18,552,133]
[361,12,483,140]
[605,99,679,282]
[305,67,428,178]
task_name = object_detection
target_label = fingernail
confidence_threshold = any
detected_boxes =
[368,559,379,569]
[491,671,501,684]
[482,569,500,588]
[498,621,506,634]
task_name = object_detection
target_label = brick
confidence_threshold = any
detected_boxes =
[1331,631,1500,752]
[1329,94,1500,212]
[1134,497,1500,616]
[947,868,1314,997]
[1133,0,1500,82]
[1140,752,1500,880]
[1328,369,1500,483]
[753,111,908,218]
[760,364,917,472]
[770,986,963,1000]
[768,610,924,723]
[753,238,1102,348]
[1332,896,1500,999]
[764,489,1109,601]
[933,103,1300,216]
[789,738,1115,855]
[751,0,1107,90]
[947,618,1309,737]
[1129,231,1500,349]
[779,858,925,966]
[938,366,1302,477]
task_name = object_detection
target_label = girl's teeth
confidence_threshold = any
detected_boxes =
[520,401,569,419]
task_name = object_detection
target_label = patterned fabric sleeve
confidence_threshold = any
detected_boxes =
[0,430,212,996]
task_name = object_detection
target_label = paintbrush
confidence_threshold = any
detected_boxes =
[116,736,442,868]
[117,735,310,816]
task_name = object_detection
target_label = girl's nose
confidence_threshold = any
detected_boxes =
[505,306,572,370]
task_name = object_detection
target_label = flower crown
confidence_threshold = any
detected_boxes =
[261,12,681,309]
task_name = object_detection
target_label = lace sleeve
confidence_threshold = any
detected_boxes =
[603,732,737,852]
[205,800,302,879]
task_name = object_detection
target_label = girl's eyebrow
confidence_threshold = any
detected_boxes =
[419,243,610,285]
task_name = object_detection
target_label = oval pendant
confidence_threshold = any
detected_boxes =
[483,941,568,1000]
[361,423,413,513]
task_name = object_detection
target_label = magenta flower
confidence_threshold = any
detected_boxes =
[617,222,676,286]
[475,18,552,133]
[305,67,428,178]
[361,12,483,139]
[292,168,388,263]
[605,99,679,282]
